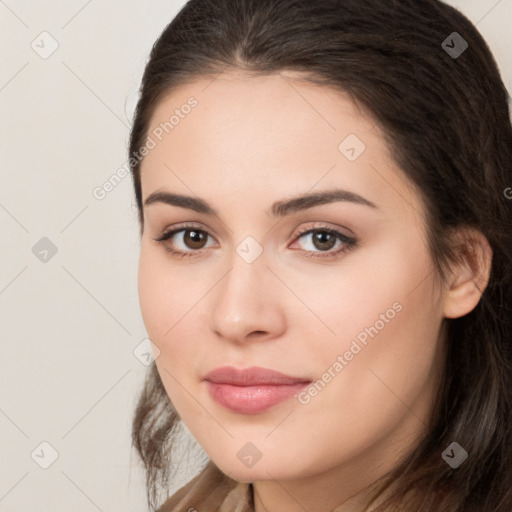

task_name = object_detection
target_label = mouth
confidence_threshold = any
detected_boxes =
[204,365,311,386]
[204,366,311,414]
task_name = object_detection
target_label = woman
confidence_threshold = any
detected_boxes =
[129,0,512,510]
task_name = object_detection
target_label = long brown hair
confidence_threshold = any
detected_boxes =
[129,0,512,510]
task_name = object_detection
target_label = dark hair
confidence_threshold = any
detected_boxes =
[129,0,512,510]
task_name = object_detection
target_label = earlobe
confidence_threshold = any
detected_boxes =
[442,228,493,319]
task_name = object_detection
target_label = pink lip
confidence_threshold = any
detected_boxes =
[204,366,311,414]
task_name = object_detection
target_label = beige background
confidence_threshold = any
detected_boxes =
[1,1,511,511]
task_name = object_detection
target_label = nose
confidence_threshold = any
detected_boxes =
[209,252,287,345]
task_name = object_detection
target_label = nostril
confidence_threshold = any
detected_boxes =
[249,330,267,338]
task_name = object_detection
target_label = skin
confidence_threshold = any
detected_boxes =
[137,71,492,512]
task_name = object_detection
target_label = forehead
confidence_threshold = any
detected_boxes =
[139,71,422,220]
[144,70,379,160]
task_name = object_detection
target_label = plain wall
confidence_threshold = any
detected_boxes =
[1,1,511,510]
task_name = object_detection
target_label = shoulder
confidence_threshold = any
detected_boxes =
[157,460,254,512]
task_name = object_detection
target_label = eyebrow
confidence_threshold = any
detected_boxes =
[143,188,378,217]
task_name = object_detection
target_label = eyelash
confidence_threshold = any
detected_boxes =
[152,222,358,260]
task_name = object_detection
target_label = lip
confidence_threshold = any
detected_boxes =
[204,366,310,386]
[204,366,311,414]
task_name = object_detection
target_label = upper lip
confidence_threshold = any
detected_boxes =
[204,366,311,386]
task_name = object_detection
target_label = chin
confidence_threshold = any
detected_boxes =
[214,456,303,484]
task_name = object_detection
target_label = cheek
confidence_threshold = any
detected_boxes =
[280,246,411,349]
[300,232,442,392]
[317,226,436,340]
[137,249,195,405]
[137,244,207,366]
[137,245,184,343]
[312,246,442,425]
[137,250,165,336]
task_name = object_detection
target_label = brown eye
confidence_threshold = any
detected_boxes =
[152,224,217,258]
[290,226,357,260]
[183,229,208,250]
[311,231,337,251]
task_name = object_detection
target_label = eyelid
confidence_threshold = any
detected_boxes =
[152,221,214,243]
[289,222,354,242]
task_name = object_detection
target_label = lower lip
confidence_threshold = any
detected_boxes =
[205,381,310,414]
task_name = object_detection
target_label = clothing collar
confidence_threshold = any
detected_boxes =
[157,459,254,512]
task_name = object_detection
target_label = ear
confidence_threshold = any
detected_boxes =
[443,227,493,319]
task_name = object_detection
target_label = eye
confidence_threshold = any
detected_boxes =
[152,223,217,259]
[289,225,357,259]
[152,222,358,260]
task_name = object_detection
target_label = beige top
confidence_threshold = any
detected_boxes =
[157,460,255,512]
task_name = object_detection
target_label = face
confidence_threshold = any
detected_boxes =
[137,71,447,492]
